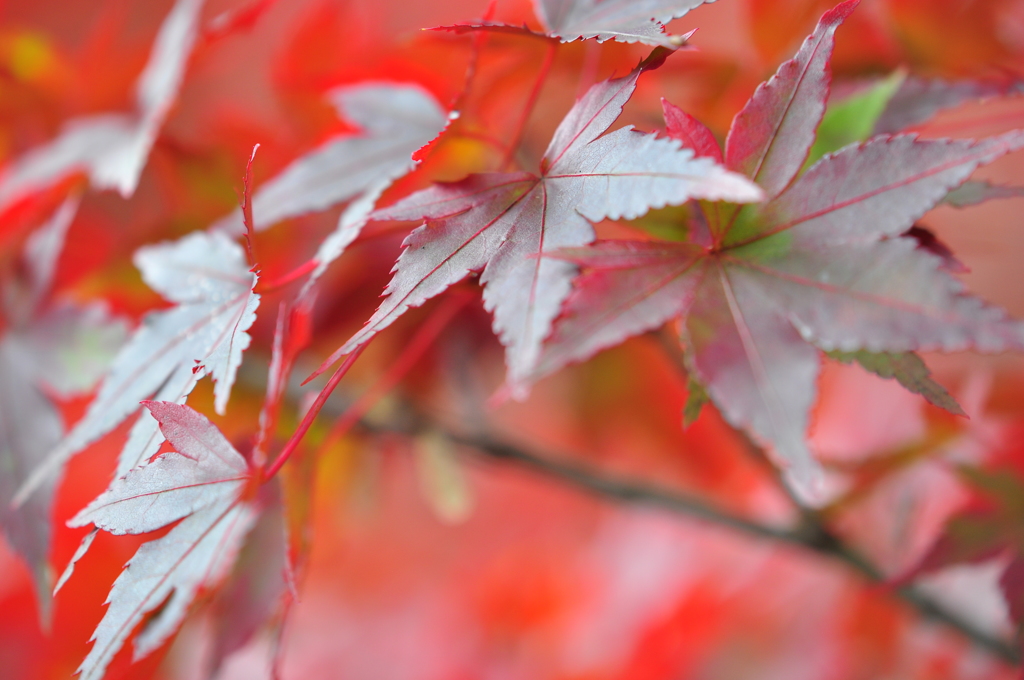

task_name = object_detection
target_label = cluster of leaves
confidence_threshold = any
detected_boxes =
[4,0,1024,678]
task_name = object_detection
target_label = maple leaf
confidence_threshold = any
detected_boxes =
[0,199,126,617]
[534,0,1024,488]
[67,401,257,680]
[210,84,449,303]
[904,467,1024,641]
[943,181,1024,209]
[0,0,206,214]
[16,230,259,505]
[212,83,448,238]
[437,0,712,46]
[873,76,1024,136]
[316,52,762,394]
[533,0,714,44]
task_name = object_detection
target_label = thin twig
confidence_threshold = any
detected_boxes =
[503,41,557,169]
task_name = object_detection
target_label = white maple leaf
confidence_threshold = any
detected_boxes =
[68,401,257,680]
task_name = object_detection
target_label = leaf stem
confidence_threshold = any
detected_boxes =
[503,41,557,169]
[241,144,260,268]
[256,259,319,294]
[316,290,473,456]
[432,424,1021,665]
[262,342,367,480]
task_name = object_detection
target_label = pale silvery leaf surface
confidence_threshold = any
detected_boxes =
[0,0,204,212]
[212,83,448,236]
[743,132,1024,247]
[16,231,259,503]
[537,5,1024,489]
[540,133,1024,486]
[534,0,715,44]
[323,62,761,394]
[69,402,255,680]
[534,241,706,379]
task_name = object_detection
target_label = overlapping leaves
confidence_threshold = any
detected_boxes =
[0,0,205,213]
[320,52,762,393]
[0,198,126,615]
[438,0,715,46]
[535,0,1024,488]
[17,230,259,503]
[68,401,259,680]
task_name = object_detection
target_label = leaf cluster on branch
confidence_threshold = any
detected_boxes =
[3,0,1024,677]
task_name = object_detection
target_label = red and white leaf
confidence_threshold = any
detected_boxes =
[725,0,858,199]
[323,60,761,393]
[68,402,255,680]
[682,263,823,487]
[0,0,205,212]
[536,240,705,377]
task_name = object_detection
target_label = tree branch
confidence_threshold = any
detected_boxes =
[241,352,1020,666]
[366,415,1020,666]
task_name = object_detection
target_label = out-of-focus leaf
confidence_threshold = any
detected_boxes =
[873,77,1024,136]
[682,375,709,428]
[208,481,289,678]
[21,193,80,312]
[414,430,474,524]
[0,0,206,212]
[0,205,126,620]
[905,467,1024,637]
[9,302,129,398]
[805,69,905,167]
[0,339,62,616]
[827,350,964,416]
[17,231,258,505]
[943,181,1024,209]
[67,401,256,680]
[317,54,761,395]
